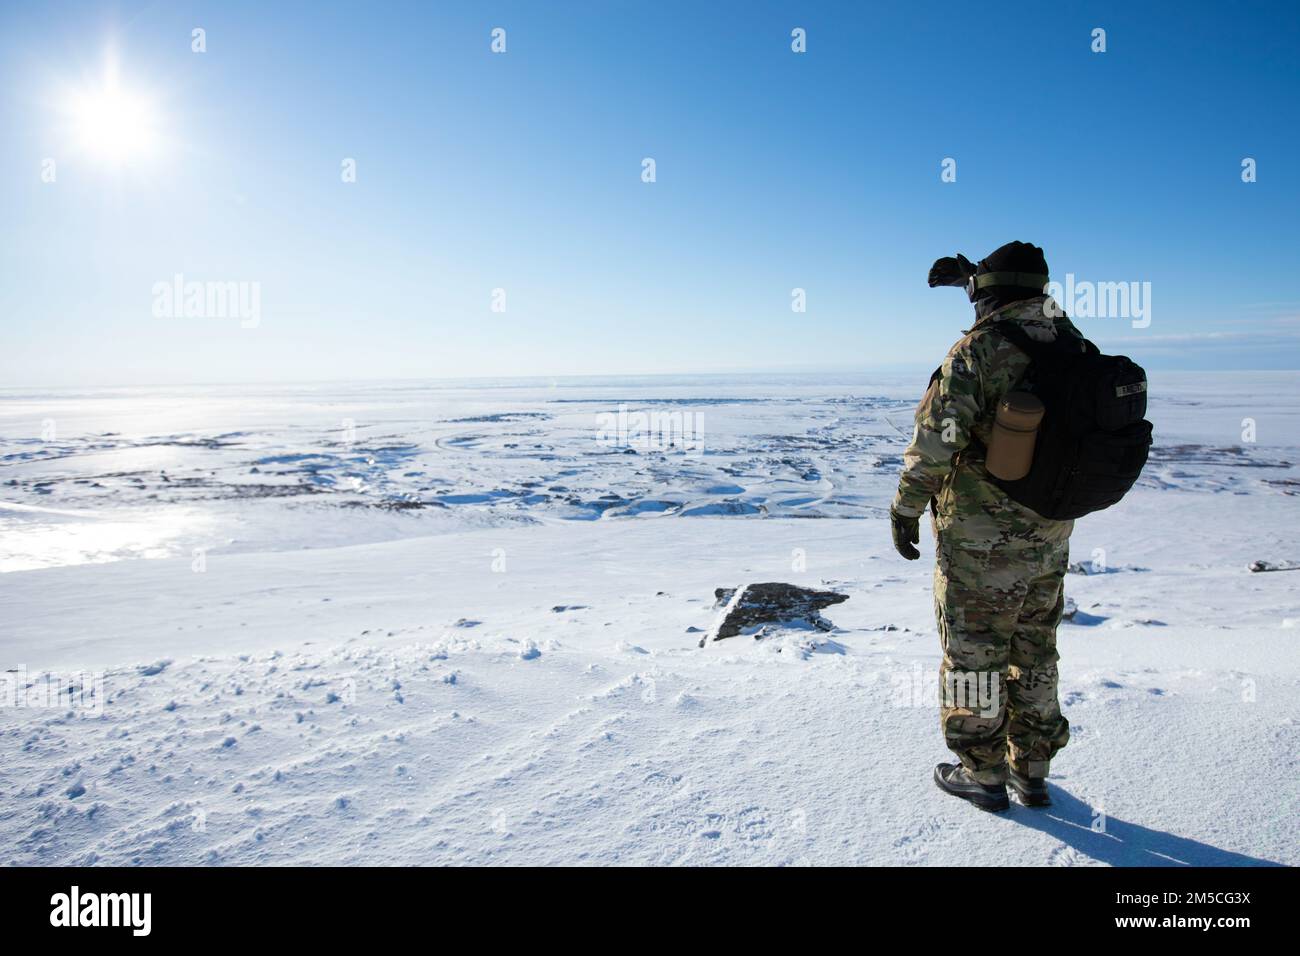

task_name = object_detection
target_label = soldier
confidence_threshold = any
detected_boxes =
[891,241,1079,812]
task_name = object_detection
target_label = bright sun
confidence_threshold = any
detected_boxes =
[64,58,160,164]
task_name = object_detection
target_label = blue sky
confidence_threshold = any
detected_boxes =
[2,0,1298,386]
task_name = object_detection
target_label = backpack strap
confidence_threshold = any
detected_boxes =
[989,320,1095,364]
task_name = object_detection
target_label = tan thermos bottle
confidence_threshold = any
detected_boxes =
[985,391,1045,481]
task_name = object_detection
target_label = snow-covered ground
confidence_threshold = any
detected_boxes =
[1,373,1296,866]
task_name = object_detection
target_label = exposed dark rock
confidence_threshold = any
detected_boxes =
[1250,559,1300,573]
[700,583,849,647]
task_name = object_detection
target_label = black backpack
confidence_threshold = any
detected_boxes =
[983,321,1153,520]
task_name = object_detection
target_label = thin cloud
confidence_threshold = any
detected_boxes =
[1097,322,1300,348]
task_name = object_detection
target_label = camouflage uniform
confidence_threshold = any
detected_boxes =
[893,295,1079,784]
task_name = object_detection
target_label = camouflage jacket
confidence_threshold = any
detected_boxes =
[892,295,1085,550]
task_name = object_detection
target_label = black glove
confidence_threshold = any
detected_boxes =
[927,253,976,289]
[890,508,921,560]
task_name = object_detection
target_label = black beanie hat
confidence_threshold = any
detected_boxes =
[976,241,1048,284]
[969,241,1049,313]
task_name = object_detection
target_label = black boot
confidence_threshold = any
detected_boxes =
[1007,767,1051,806]
[933,763,1010,812]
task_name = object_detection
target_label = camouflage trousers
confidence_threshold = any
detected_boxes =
[933,534,1071,785]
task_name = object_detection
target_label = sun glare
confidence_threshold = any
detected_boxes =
[63,56,161,165]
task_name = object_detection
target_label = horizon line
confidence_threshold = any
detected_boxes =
[1,365,1298,393]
